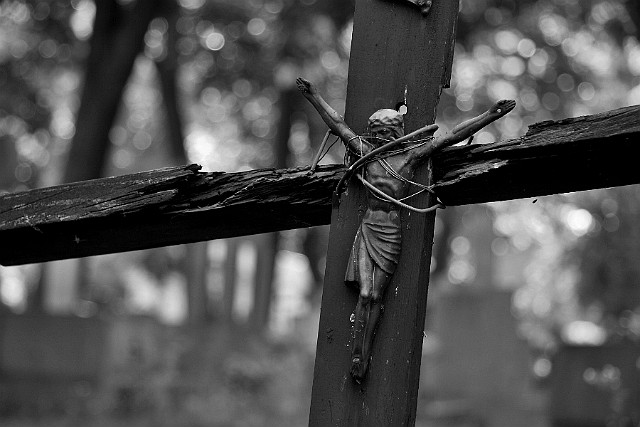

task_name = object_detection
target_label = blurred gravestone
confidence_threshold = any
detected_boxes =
[0,313,106,413]
[422,289,536,421]
[550,343,640,427]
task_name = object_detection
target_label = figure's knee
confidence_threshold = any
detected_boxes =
[359,286,372,303]
[371,289,383,304]
[371,270,391,303]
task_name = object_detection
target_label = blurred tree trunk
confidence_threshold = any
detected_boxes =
[223,238,239,324]
[251,233,278,331]
[462,205,495,289]
[185,242,209,325]
[250,89,296,332]
[627,0,640,36]
[64,0,161,183]
[246,0,354,330]
[302,226,328,301]
[0,137,17,190]
[32,0,161,313]
[50,0,210,323]
[0,139,19,311]
[154,3,211,325]
[301,94,335,302]
[155,1,187,165]
[431,208,455,283]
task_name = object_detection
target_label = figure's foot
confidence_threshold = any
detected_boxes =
[350,355,369,382]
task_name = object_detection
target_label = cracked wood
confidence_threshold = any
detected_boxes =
[0,164,342,265]
[0,104,638,266]
[433,104,640,205]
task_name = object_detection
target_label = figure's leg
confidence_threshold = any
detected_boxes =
[433,99,517,151]
[351,287,371,379]
[350,237,373,380]
[360,267,392,376]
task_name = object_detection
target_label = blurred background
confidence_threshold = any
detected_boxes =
[0,0,639,426]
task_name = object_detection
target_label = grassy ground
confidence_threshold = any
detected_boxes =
[1,324,315,427]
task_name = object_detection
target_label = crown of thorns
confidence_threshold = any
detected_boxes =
[368,109,404,129]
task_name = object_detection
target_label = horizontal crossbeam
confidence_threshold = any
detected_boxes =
[433,104,640,205]
[0,104,638,266]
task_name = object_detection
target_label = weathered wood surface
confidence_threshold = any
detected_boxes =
[0,164,341,265]
[0,104,638,266]
[434,103,640,205]
[308,0,458,425]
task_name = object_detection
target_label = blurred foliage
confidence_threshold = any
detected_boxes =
[0,0,639,343]
[2,2,639,424]
[0,1,81,190]
[437,0,639,142]
[432,0,640,348]
[570,188,640,335]
[0,0,354,188]
[175,0,353,171]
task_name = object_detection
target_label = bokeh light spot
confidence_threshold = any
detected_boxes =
[578,82,596,101]
[205,32,225,51]
[247,18,267,36]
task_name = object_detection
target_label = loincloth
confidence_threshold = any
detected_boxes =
[345,209,402,285]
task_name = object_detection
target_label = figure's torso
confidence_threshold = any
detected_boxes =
[362,153,417,211]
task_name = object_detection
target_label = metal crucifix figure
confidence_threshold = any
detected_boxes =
[297,77,515,381]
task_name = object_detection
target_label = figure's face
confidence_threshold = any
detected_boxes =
[371,125,404,143]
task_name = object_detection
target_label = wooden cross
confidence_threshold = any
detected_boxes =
[1,0,640,425]
[308,0,458,424]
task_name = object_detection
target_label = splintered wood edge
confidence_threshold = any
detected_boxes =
[0,164,343,230]
[433,104,640,205]
[0,105,638,265]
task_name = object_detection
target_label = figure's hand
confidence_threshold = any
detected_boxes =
[296,77,317,96]
[488,100,516,118]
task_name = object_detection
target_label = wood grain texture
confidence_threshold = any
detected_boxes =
[308,0,459,425]
[434,104,640,205]
[1,105,638,266]
[0,164,342,266]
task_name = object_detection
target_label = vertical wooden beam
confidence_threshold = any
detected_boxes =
[308,0,459,425]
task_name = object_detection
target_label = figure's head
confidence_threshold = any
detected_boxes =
[368,109,404,142]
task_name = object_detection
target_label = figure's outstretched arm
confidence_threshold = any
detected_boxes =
[435,99,516,150]
[408,99,516,164]
[296,78,359,147]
